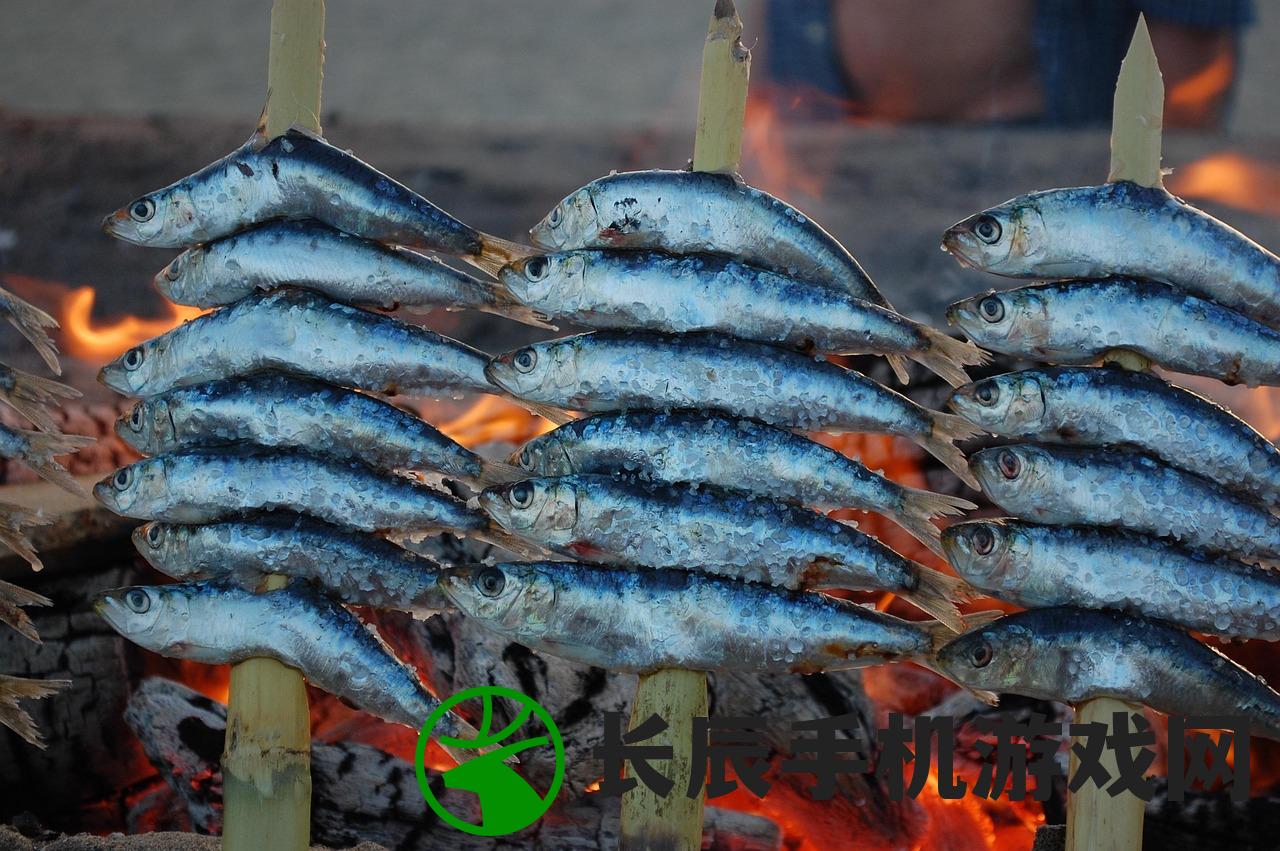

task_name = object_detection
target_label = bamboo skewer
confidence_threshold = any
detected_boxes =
[221,2,325,849]
[618,3,749,849]
[1065,15,1160,851]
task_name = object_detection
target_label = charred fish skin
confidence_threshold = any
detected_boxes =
[116,374,486,485]
[946,279,1280,387]
[103,128,484,258]
[943,519,1280,641]
[942,181,1280,331]
[479,474,967,628]
[93,580,470,738]
[514,410,974,556]
[93,446,487,535]
[498,250,984,386]
[133,516,450,619]
[97,287,494,399]
[439,562,939,674]
[529,169,893,310]
[971,443,1280,564]
[936,606,1280,741]
[486,331,980,487]
[951,366,1280,507]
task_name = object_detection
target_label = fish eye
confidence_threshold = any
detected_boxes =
[973,215,1001,244]
[974,380,999,406]
[508,481,535,509]
[128,405,144,430]
[476,566,507,598]
[972,526,995,555]
[978,296,1005,323]
[524,256,550,281]
[129,198,156,223]
[997,450,1021,480]
[113,468,134,490]
[547,206,563,228]
[125,588,151,613]
[969,640,994,668]
[123,346,146,371]
[517,448,536,470]
[513,348,537,374]
[163,258,184,281]
[144,524,165,547]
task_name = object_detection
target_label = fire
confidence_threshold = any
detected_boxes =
[1166,151,1280,219]
[435,395,557,449]
[741,85,829,200]
[60,285,204,361]
[1167,52,1234,124]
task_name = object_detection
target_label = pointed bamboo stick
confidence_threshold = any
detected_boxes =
[1066,15,1159,851]
[221,2,325,849]
[618,3,749,849]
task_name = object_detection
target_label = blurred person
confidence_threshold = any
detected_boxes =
[760,0,1254,126]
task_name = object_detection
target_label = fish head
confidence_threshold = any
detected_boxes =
[94,457,168,518]
[102,183,201,248]
[497,252,586,309]
[115,398,174,454]
[485,339,578,400]
[945,289,1049,354]
[935,616,1036,697]
[439,562,557,633]
[94,583,193,654]
[941,199,1048,275]
[512,432,574,476]
[968,444,1051,508]
[132,522,201,579]
[153,245,218,306]
[949,373,1046,434]
[479,477,578,536]
[530,187,597,250]
[99,336,166,396]
[941,519,1025,588]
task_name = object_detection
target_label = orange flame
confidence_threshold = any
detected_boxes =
[1167,152,1280,219]
[741,86,828,200]
[435,395,557,449]
[60,285,204,361]
[1167,53,1234,118]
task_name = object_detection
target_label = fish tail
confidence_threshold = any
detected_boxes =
[915,326,991,388]
[0,675,70,748]
[516,398,574,426]
[0,505,49,572]
[481,284,560,332]
[21,431,95,496]
[0,369,80,432]
[475,459,528,489]
[0,288,61,375]
[474,526,552,561]
[921,412,982,490]
[0,579,52,642]
[467,233,538,279]
[902,566,972,632]
[886,354,911,385]
[895,487,978,558]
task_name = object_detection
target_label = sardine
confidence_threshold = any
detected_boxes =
[0,675,69,749]
[0,286,60,374]
[970,443,1280,564]
[946,279,1280,387]
[0,578,51,643]
[0,364,81,434]
[950,366,1280,508]
[479,474,969,629]
[0,424,94,496]
[944,519,1280,641]
[116,375,521,488]
[133,516,450,619]
[94,580,480,757]
[935,606,1280,741]
[530,170,899,374]
[97,288,567,425]
[440,561,952,674]
[101,125,527,274]
[0,504,49,572]
[514,410,974,557]
[155,220,546,326]
[498,250,985,385]
[943,181,1280,331]
[486,331,980,488]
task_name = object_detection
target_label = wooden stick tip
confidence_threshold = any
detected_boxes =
[713,0,737,22]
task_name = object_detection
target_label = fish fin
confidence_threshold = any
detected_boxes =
[886,354,911,385]
[921,413,982,490]
[474,526,553,561]
[467,233,538,279]
[518,399,574,426]
[0,675,70,748]
[475,459,528,489]
[483,286,560,331]
[914,326,991,388]
[895,487,978,559]
[901,567,972,632]
[0,369,80,432]
[0,580,51,643]
[0,506,49,572]
[967,687,1001,707]
[19,430,95,496]
[0,287,61,375]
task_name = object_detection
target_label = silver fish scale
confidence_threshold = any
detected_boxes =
[974,444,1280,563]
[99,287,494,399]
[946,520,1280,641]
[120,374,484,482]
[441,562,932,674]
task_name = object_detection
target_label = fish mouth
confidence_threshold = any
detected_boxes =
[944,303,975,327]
[940,225,980,268]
